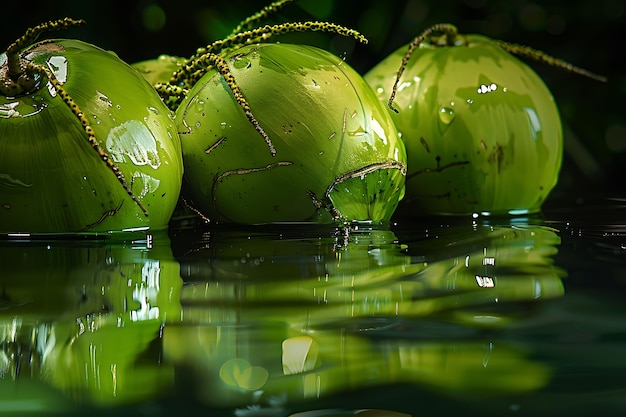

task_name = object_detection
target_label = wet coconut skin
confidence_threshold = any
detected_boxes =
[0,32,183,233]
[366,31,563,216]
[177,43,407,225]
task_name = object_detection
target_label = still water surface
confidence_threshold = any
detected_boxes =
[1,196,625,416]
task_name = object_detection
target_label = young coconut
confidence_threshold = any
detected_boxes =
[364,23,606,217]
[154,1,407,225]
[0,19,183,234]
[132,54,186,86]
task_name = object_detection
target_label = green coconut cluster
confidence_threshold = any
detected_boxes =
[0,2,604,234]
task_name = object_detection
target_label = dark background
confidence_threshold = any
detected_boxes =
[3,0,624,202]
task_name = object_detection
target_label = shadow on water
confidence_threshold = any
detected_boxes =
[1,203,625,416]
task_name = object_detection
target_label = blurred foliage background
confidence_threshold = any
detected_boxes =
[3,0,625,201]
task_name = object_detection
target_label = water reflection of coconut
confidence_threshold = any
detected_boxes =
[0,231,182,405]
[164,221,564,407]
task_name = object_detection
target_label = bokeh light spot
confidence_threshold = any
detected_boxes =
[142,4,166,32]
[519,4,547,31]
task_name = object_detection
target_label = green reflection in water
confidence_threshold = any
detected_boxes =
[165,221,564,411]
[0,221,565,413]
[0,231,182,407]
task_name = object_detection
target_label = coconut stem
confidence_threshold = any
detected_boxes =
[496,40,607,82]
[157,19,368,157]
[388,23,607,113]
[388,23,459,113]
[1,18,85,95]
[228,0,293,37]
[177,21,368,89]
